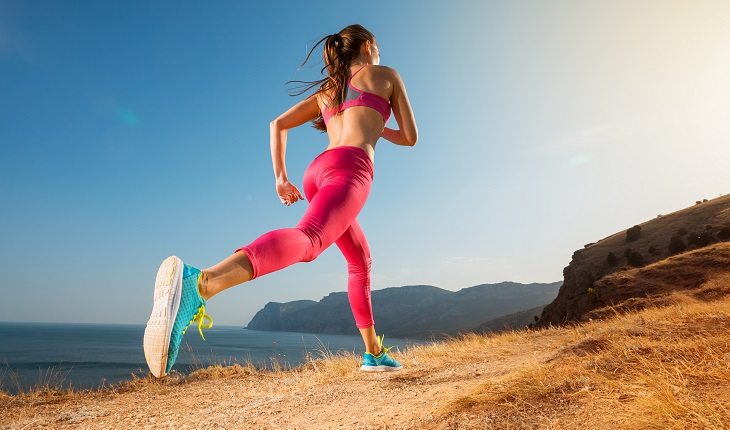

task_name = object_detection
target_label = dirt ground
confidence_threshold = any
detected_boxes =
[3,289,729,430]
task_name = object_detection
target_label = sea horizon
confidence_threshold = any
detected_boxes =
[0,322,428,395]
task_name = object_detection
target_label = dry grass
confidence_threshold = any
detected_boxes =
[2,283,729,429]
[434,290,730,429]
[0,362,86,403]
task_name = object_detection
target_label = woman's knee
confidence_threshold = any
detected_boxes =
[298,226,328,262]
[347,255,372,276]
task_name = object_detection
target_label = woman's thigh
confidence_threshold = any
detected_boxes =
[335,218,371,266]
[299,146,374,255]
[296,179,371,255]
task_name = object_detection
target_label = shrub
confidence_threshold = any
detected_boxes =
[648,245,657,255]
[686,231,714,247]
[698,231,715,247]
[625,225,642,242]
[624,248,632,258]
[705,224,713,230]
[696,201,702,205]
[668,235,686,254]
[718,226,730,240]
[606,252,618,266]
[627,251,644,267]
[677,227,688,236]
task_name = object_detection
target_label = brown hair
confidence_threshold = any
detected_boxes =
[285,24,377,132]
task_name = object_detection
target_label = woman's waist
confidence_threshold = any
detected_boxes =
[311,145,375,179]
[323,143,375,161]
[321,142,375,164]
[324,130,379,157]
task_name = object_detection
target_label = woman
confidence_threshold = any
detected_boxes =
[143,24,418,378]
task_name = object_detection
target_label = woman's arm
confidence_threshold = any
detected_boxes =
[269,94,321,182]
[269,122,290,183]
[380,126,413,146]
[269,94,320,205]
[386,68,418,146]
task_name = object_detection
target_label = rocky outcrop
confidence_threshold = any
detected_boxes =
[536,194,730,327]
[246,300,319,332]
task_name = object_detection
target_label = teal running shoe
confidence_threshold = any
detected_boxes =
[360,334,403,372]
[143,256,213,378]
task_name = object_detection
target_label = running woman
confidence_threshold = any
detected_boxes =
[143,24,418,377]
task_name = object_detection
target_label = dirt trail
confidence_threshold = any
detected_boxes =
[1,332,563,430]
[5,291,729,429]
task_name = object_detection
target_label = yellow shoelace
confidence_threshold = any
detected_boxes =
[375,334,394,357]
[182,305,214,341]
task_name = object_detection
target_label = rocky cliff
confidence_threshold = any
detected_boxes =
[536,193,730,327]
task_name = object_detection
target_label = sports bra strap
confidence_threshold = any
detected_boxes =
[348,64,367,83]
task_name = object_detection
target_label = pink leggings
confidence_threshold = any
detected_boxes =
[234,145,376,329]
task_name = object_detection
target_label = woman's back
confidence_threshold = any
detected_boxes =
[316,64,396,162]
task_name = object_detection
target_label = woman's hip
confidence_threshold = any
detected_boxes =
[305,145,375,189]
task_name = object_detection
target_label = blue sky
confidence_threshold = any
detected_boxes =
[1,0,728,325]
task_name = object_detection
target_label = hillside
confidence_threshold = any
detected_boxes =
[247,281,561,339]
[469,304,547,334]
[2,276,728,429]
[537,193,730,327]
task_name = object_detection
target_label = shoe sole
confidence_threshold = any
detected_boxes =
[359,365,403,372]
[143,255,184,378]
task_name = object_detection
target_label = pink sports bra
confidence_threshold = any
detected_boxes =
[321,65,392,126]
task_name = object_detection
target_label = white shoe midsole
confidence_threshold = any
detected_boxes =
[360,364,402,372]
[143,255,184,378]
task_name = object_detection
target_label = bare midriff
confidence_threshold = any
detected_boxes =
[320,106,387,165]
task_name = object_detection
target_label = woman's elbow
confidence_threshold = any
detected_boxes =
[405,130,418,146]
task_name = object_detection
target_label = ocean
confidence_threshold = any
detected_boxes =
[0,322,428,394]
